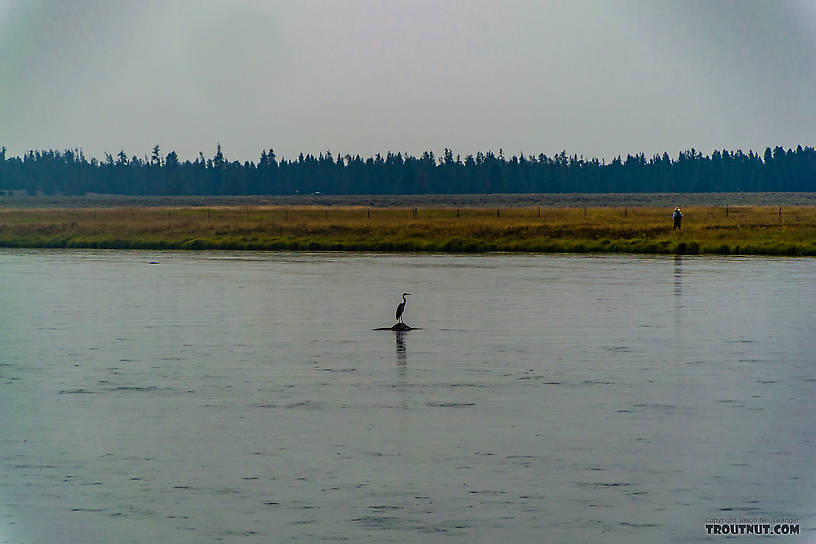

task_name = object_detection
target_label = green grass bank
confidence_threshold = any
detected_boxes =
[1,205,815,256]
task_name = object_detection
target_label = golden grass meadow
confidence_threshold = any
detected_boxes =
[1,205,815,255]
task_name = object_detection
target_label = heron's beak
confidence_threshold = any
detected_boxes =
[406,293,411,296]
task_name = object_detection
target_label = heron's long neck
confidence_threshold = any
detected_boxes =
[402,295,407,303]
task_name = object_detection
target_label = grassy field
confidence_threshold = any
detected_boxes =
[3,191,816,209]
[1,204,815,255]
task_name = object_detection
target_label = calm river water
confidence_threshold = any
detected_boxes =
[0,250,814,543]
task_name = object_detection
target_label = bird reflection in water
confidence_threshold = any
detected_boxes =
[394,331,408,409]
[395,330,407,366]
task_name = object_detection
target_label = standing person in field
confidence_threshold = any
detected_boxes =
[672,207,683,231]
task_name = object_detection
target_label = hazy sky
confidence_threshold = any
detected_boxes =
[1,0,814,162]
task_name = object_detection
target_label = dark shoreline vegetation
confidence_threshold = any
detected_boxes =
[2,144,816,196]
[2,204,815,256]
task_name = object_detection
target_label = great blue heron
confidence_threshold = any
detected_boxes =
[396,293,411,323]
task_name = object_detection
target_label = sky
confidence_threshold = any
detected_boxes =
[1,0,814,163]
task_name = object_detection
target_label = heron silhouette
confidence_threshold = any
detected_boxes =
[395,293,411,324]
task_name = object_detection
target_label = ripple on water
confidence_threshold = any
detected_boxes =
[284,400,326,409]
[574,481,634,489]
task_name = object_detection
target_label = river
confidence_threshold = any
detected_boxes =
[0,250,813,542]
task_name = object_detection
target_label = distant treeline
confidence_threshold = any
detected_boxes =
[1,144,815,196]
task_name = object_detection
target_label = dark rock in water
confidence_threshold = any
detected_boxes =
[391,323,412,331]
[373,323,417,331]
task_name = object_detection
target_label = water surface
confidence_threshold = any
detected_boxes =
[0,250,813,542]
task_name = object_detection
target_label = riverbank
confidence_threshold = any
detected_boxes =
[1,205,815,255]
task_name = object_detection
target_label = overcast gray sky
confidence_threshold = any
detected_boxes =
[1,0,814,162]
